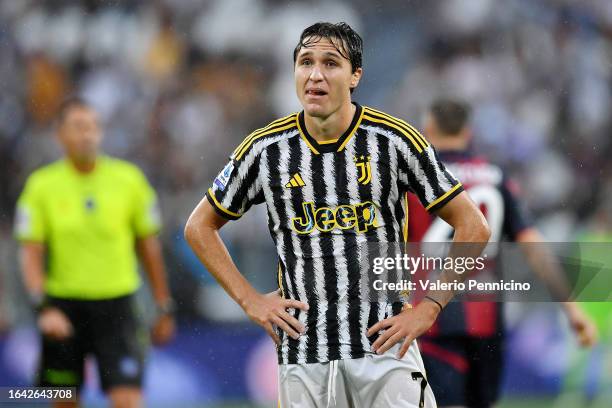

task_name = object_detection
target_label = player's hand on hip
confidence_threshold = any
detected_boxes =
[367,301,440,358]
[151,314,176,346]
[243,290,309,345]
[38,307,74,340]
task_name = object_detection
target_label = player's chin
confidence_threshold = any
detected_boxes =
[303,103,330,118]
[76,151,97,162]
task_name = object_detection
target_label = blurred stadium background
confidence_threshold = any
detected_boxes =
[0,0,611,407]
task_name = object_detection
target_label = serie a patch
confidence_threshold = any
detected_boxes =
[214,160,235,191]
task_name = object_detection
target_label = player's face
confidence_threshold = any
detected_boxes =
[57,106,102,163]
[294,37,362,118]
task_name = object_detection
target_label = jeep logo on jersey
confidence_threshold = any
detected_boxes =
[354,155,372,185]
[291,201,378,234]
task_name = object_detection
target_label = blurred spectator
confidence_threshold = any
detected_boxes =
[0,0,611,326]
[26,53,70,124]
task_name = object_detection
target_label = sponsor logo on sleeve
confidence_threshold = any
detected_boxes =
[214,161,235,191]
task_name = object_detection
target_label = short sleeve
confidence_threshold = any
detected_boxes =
[132,169,162,237]
[206,150,263,221]
[14,175,46,242]
[397,142,463,213]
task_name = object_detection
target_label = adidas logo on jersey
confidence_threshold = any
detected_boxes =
[285,173,306,188]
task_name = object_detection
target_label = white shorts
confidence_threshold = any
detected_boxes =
[278,341,437,408]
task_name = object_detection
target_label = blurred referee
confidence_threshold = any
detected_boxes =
[14,97,175,408]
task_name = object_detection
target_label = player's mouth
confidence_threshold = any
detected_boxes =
[305,88,328,98]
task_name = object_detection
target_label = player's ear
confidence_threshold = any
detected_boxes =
[462,126,473,143]
[350,67,362,89]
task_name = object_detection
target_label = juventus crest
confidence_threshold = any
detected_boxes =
[354,155,371,185]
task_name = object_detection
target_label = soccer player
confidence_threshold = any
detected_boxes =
[185,22,490,407]
[408,99,597,408]
[15,98,175,408]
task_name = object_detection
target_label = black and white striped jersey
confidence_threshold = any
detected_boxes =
[206,103,463,364]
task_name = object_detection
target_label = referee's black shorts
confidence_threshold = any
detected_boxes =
[37,294,148,391]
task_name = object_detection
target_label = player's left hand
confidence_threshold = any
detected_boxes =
[151,314,176,346]
[367,301,440,358]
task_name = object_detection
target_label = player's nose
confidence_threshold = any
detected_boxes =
[309,64,324,81]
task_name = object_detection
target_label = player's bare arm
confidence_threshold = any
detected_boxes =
[19,242,45,300]
[19,242,73,340]
[184,196,309,344]
[516,228,598,347]
[368,191,490,358]
[137,235,176,345]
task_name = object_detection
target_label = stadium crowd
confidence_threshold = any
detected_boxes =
[1,0,612,328]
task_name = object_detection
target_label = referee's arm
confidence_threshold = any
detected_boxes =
[20,242,74,339]
[137,235,172,308]
[19,242,45,303]
[137,234,175,345]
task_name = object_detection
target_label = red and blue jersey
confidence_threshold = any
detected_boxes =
[408,150,532,338]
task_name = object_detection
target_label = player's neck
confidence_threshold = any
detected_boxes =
[304,102,356,142]
[433,139,469,152]
[432,131,470,151]
[68,156,97,174]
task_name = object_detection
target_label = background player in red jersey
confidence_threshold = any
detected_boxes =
[408,99,598,408]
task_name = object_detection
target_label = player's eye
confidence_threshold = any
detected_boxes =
[300,59,312,66]
[326,60,338,67]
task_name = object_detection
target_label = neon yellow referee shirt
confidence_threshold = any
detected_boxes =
[14,156,161,300]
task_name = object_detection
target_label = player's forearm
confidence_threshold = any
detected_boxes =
[19,243,46,299]
[562,301,581,316]
[137,235,172,305]
[184,210,257,309]
[452,217,491,244]
[426,239,489,308]
[426,196,490,307]
[517,228,572,301]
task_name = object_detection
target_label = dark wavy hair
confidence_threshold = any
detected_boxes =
[293,22,363,73]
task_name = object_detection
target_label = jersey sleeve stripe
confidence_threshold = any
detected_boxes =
[235,122,297,160]
[233,114,296,155]
[206,188,242,220]
[277,263,285,298]
[364,107,429,149]
[425,182,463,212]
[362,114,424,153]
[232,114,297,158]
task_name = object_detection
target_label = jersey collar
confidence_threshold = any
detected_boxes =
[297,103,364,154]
[63,155,104,177]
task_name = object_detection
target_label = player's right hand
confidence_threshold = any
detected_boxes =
[243,290,309,345]
[38,307,74,340]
